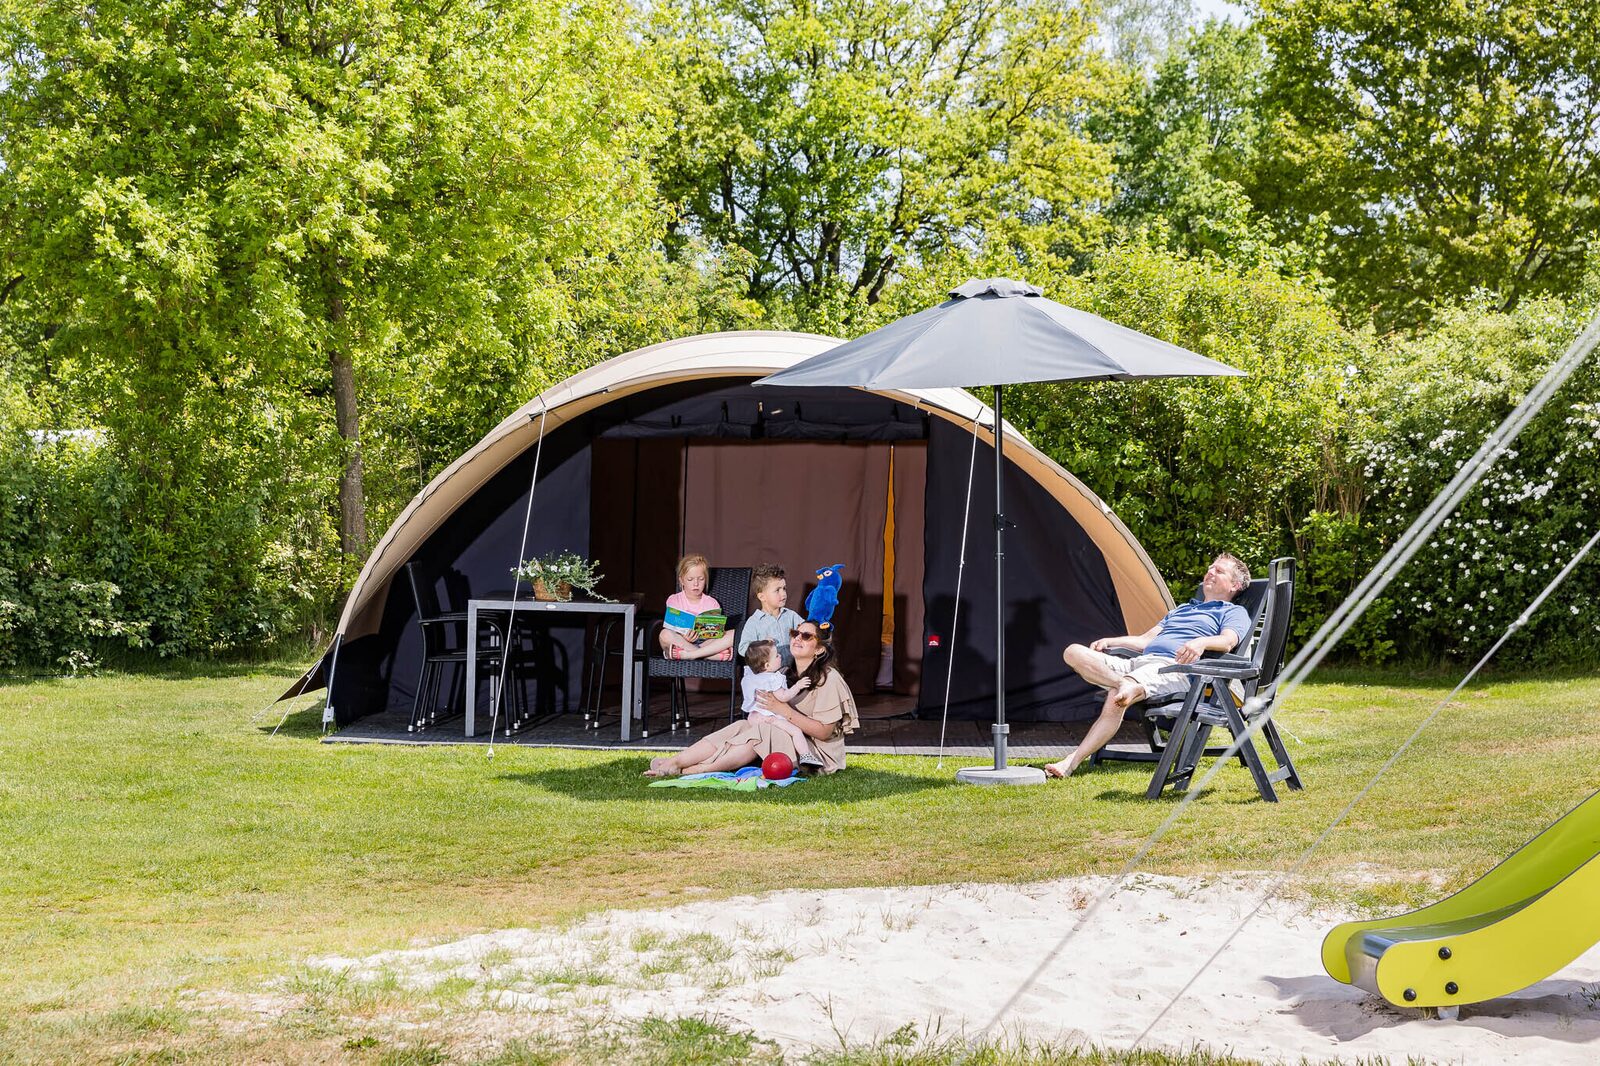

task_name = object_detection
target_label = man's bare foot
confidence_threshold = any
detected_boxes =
[1043,759,1077,779]
[1112,681,1147,710]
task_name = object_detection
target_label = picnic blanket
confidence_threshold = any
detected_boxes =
[649,766,803,790]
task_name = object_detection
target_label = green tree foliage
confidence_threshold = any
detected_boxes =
[1255,0,1600,330]
[0,0,665,656]
[1020,247,1368,618]
[4,0,1598,672]
[1095,0,1197,71]
[1104,19,1307,271]
[873,242,1373,642]
[650,0,1117,324]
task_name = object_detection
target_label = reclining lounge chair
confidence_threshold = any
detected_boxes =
[1148,556,1303,802]
[1089,568,1272,774]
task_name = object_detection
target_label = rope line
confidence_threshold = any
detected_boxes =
[936,407,986,769]
[487,405,549,759]
[978,303,1600,1040]
[1132,523,1600,1049]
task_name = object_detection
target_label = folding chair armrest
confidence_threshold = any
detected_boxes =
[1157,654,1258,681]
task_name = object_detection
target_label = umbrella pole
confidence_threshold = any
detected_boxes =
[993,384,1008,769]
[954,387,1044,785]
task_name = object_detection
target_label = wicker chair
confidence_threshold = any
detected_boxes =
[641,566,751,737]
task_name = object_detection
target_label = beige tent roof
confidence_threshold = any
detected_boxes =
[336,330,1174,644]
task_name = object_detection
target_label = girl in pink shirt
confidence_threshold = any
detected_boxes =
[659,553,735,660]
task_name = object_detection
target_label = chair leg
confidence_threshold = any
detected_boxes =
[514,660,529,732]
[1171,721,1214,792]
[641,669,652,739]
[436,662,458,730]
[586,620,615,730]
[1146,682,1204,798]
[1225,703,1278,802]
[419,662,438,730]
[1261,718,1303,790]
[409,659,430,733]
[553,639,570,716]
[426,661,448,730]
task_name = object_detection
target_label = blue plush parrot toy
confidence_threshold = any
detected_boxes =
[806,564,844,627]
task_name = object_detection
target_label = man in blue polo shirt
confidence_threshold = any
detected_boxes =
[1045,553,1252,779]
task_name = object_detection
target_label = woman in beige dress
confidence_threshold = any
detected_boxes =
[643,621,858,776]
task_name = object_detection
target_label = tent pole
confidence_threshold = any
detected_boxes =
[992,384,1008,769]
[321,633,343,734]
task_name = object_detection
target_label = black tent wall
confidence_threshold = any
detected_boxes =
[918,417,1121,723]
[330,379,1125,726]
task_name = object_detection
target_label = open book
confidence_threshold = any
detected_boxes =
[687,611,727,642]
[665,603,728,641]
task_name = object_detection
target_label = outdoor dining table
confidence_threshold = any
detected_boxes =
[464,597,640,740]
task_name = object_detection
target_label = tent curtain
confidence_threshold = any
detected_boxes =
[891,442,927,692]
[919,417,1120,721]
[683,440,892,693]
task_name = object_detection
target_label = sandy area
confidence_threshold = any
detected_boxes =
[312,874,1600,1063]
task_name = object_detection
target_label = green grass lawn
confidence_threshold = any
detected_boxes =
[3,662,1599,1062]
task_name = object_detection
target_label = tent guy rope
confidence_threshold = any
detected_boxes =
[936,407,987,770]
[977,302,1600,1042]
[487,404,549,759]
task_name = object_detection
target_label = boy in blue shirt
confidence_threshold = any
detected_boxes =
[1045,554,1252,779]
[738,564,806,668]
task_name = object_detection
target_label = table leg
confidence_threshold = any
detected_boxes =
[466,603,478,737]
[619,606,635,743]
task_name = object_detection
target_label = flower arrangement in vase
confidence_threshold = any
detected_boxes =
[513,551,603,602]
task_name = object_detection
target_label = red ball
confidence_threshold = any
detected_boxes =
[761,752,794,780]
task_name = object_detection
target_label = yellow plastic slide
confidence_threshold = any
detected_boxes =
[1323,787,1600,1010]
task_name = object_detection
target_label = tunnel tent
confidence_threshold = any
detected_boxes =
[283,330,1176,728]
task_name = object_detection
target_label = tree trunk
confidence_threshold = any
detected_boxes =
[327,288,367,561]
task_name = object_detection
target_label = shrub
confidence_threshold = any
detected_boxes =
[1353,294,1600,665]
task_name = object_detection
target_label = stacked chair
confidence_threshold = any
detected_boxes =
[404,561,518,734]
[404,561,566,736]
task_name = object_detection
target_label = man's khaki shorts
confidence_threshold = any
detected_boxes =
[1079,650,1194,702]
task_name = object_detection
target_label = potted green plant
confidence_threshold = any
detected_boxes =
[514,551,603,602]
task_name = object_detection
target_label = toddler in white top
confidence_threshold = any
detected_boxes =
[740,640,815,760]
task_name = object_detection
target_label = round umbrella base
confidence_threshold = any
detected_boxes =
[955,765,1047,786]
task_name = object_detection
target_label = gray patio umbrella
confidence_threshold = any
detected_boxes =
[757,277,1245,784]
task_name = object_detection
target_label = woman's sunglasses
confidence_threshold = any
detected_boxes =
[792,631,819,643]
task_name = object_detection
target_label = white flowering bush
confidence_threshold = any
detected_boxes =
[1351,294,1600,664]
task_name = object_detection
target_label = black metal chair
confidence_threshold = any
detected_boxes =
[491,612,572,735]
[582,597,653,733]
[1147,557,1304,801]
[404,562,522,734]
[642,566,751,737]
